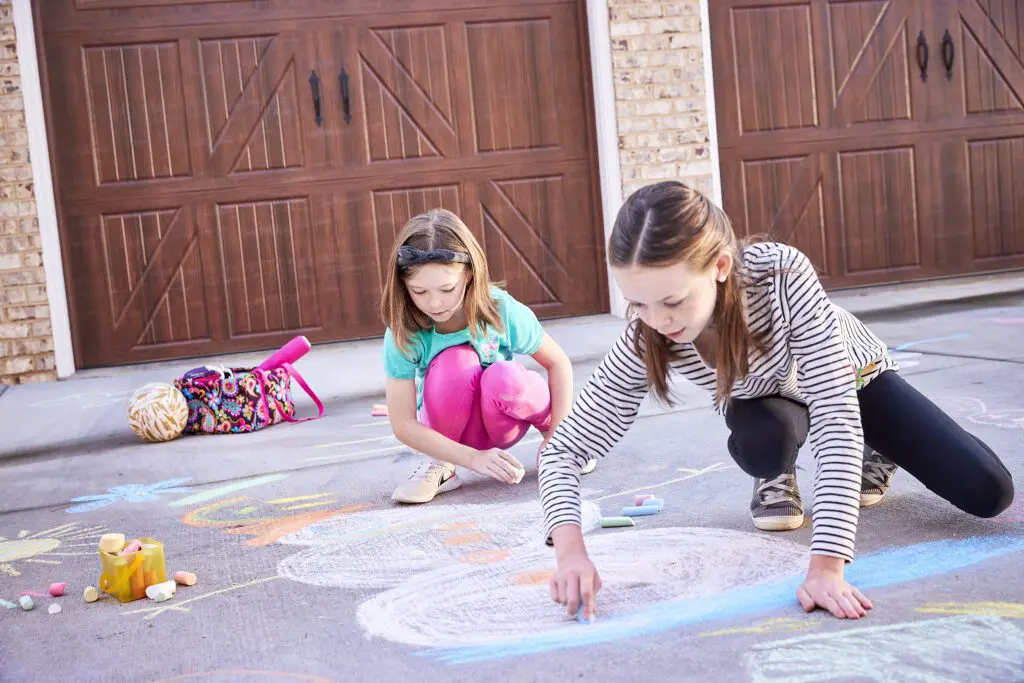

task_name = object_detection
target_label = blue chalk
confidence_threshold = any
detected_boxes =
[641,498,665,510]
[621,505,659,517]
[576,604,595,625]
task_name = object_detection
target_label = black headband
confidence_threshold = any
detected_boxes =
[397,245,471,268]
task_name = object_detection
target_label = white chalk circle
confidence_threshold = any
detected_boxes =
[356,527,810,647]
[276,500,602,590]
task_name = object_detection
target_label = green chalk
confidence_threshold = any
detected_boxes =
[599,516,635,528]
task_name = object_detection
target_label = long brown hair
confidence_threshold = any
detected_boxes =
[381,209,502,355]
[609,181,766,408]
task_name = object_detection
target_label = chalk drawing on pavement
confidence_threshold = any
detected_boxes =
[180,496,373,547]
[26,389,136,410]
[915,602,1024,619]
[743,615,1024,683]
[699,616,821,638]
[123,575,283,621]
[938,396,1024,430]
[152,670,333,683]
[168,474,289,508]
[67,478,193,514]
[277,499,603,590]
[0,523,105,577]
[356,527,809,647]
[888,350,922,369]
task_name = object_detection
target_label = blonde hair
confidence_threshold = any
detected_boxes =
[381,209,502,354]
[609,181,768,408]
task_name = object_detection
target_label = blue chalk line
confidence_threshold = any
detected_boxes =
[421,534,1024,664]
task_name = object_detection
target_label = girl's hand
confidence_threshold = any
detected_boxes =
[797,557,872,619]
[469,448,524,483]
[550,551,602,621]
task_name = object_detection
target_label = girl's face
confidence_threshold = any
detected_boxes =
[404,263,470,328]
[612,253,731,344]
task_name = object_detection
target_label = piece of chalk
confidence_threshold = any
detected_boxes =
[634,494,655,506]
[621,505,659,517]
[99,533,126,554]
[599,516,635,528]
[83,586,99,603]
[641,498,665,510]
[48,582,66,597]
[370,408,388,417]
[576,604,595,625]
[145,581,177,600]
[47,603,62,615]
[18,595,33,611]
[119,539,143,555]
[173,571,197,587]
[511,465,526,485]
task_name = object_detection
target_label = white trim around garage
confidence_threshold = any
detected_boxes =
[13,0,75,378]
[584,0,628,318]
[699,0,723,208]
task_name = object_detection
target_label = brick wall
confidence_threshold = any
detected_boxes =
[0,3,55,384]
[608,1,713,199]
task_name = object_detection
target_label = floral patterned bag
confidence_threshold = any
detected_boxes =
[173,362,323,434]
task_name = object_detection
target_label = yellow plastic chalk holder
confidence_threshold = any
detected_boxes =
[98,537,168,603]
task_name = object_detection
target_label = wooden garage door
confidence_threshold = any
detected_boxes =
[709,0,1024,289]
[37,0,607,368]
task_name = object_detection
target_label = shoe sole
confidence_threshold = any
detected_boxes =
[752,514,804,531]
[392,474,462,504]
[860,492,885,507]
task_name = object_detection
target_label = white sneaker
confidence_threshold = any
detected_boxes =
[392,460,461,504]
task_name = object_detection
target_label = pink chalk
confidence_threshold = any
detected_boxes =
[257,335,311,371]
[634,494,655,506]
[48,583,66,597]
[19,591,47,598]
[119,540,142,555]
[371,407,388,417]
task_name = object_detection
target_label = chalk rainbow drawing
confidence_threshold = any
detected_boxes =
[915,601,1024,619]
[743,615,1024,682]
[277,500,603,590]
[938,396,1024,430]
[355,527,809,646]
[0,523,106,577]
[420,534,1024,663]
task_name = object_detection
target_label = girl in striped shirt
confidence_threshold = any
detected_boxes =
[539,181,1013,623]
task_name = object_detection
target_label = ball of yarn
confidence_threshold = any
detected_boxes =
[127,383,188,442]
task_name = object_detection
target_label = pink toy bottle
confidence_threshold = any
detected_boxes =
[257,335,311,371]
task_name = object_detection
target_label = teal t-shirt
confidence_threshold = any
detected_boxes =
[383,287,546,408]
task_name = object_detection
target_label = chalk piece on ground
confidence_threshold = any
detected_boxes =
[634,494,655,506]
[173,571,197,586]
[99,533,126,554]
[18,595,33,611]
[146,581,177,600]
[83,586,99,603]
[576,604,595,625]
[622,505,659,517]
[599,516,635,528]
[47,603,61,615]
[48,582,66,597]
[641,498,665,510]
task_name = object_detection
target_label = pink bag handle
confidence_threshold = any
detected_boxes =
[279,361,324,422]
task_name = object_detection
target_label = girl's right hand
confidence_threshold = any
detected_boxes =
[469,448,524,483]
[550,551,602,621]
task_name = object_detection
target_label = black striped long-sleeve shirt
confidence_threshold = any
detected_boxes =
[538,242,896,562]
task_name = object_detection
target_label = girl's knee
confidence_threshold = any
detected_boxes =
[480,360,529,395]
[961,468,1014,519]
[429,344,483,376]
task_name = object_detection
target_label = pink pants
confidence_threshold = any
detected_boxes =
[420,345,552,450]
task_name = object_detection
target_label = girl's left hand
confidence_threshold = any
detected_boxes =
[797,564,872,619]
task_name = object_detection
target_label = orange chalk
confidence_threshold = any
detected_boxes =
[173,571,197,586]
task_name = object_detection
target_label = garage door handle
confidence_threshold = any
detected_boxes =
[941,29,954,81]
[309,70,323,127]
[916,31,929,82]
[339,67,352,125]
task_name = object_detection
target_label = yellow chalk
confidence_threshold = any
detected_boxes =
[98,533,126,554]
[83,586,99,603]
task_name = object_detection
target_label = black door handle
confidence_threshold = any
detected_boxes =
[339,67,352,125]
[941,29,955,81]
[309,70,323,127]
[916,31,929,82]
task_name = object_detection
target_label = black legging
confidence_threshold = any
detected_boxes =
[724,370,1014,518]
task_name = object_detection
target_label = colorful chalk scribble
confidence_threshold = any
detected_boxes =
[0,523,105,577]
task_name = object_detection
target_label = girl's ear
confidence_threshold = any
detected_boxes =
[715,252,733,282]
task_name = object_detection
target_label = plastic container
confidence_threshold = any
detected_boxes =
[98,537,167,603]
